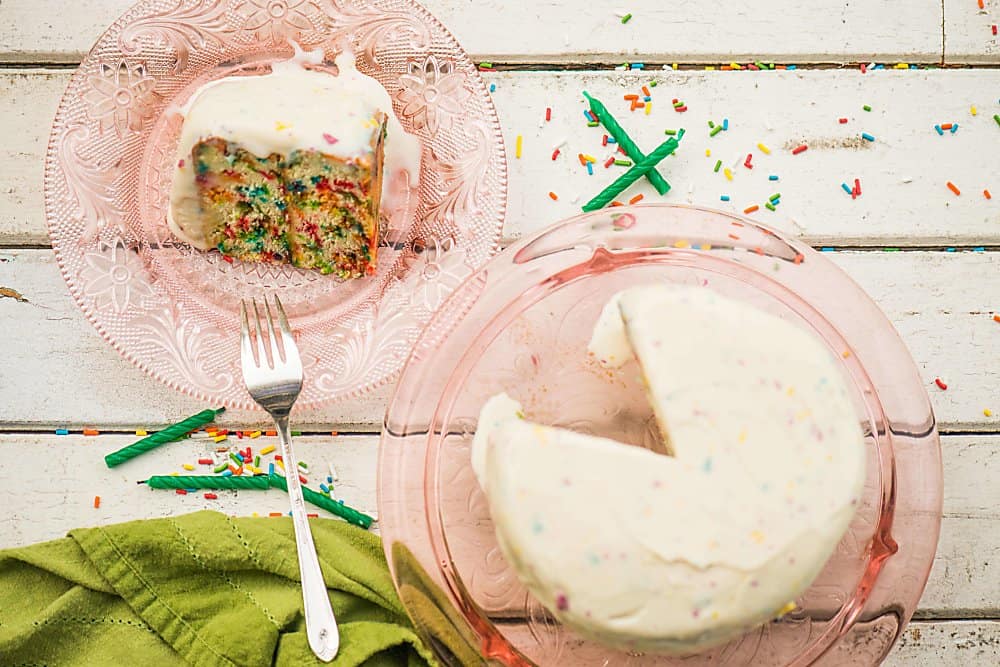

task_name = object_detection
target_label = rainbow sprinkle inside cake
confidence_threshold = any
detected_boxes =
[169,49,419,279]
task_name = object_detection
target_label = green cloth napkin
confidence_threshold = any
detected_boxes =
[0,511,437,667]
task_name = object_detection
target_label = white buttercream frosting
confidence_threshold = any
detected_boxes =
[472,285,866,653]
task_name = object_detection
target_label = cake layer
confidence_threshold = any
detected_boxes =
[284,128,382,277]
[191,138,290,265]
[189,132,382,278]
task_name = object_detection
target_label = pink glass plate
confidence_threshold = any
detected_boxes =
[44,0,506,409]
[379,205,943,666]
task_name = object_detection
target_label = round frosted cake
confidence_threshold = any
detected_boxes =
[472,285,867,653]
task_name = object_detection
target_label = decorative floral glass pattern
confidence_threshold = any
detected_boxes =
[85,61,159,137]
[81,241,155,312]
[397,55,471,136]
[45,0,507,409]
[234,0,322,43]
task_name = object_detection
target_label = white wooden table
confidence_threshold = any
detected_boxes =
[1,2,998,664]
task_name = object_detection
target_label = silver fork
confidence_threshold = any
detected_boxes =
[240,295,338,662]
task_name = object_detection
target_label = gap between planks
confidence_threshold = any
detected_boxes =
[15,62,1000,71]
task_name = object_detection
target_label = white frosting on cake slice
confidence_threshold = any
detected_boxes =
[168,46,421,249]
[471,285,866,653]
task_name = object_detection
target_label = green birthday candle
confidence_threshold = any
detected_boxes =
[144,475,269,490]
[104,408,224,468]
[268,474,373,529]
[583,91,670,195]
[582,137,680,212]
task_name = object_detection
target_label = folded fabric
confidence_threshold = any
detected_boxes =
[0,511,437,667]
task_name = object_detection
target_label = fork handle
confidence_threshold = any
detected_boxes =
[275,416,339,661]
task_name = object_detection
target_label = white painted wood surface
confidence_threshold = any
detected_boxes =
[498,69,1000,245]
[1,249,997,431]
[944,0,1000,63]
[0,71,61,246]
[3,68,1000,247]
[0,435,379,550]
[0,0,948,65]
[2,1,998,663]
[884,621,1000,666]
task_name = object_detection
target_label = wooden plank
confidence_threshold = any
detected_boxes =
[5,69,1000,247]
[0,71,64,246]
[0,249,997,431]
[0,434,996,620]
[829,251,1000,434]
[886,621,1000,666]
[497,69,1000,245]
[917,436,1000,618]
[0,248,391,431]
[0,0,944,65]
[0,435,378,550]
[944,0,1000,63]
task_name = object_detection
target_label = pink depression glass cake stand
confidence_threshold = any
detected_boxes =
[44,0,506,409]
[378,205,943,666]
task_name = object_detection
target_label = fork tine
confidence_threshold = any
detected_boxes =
[272,294,301,366]
[240,299,258,368]
[263,297,284,364]
[273,294,291,336]
[252,298,273,369]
